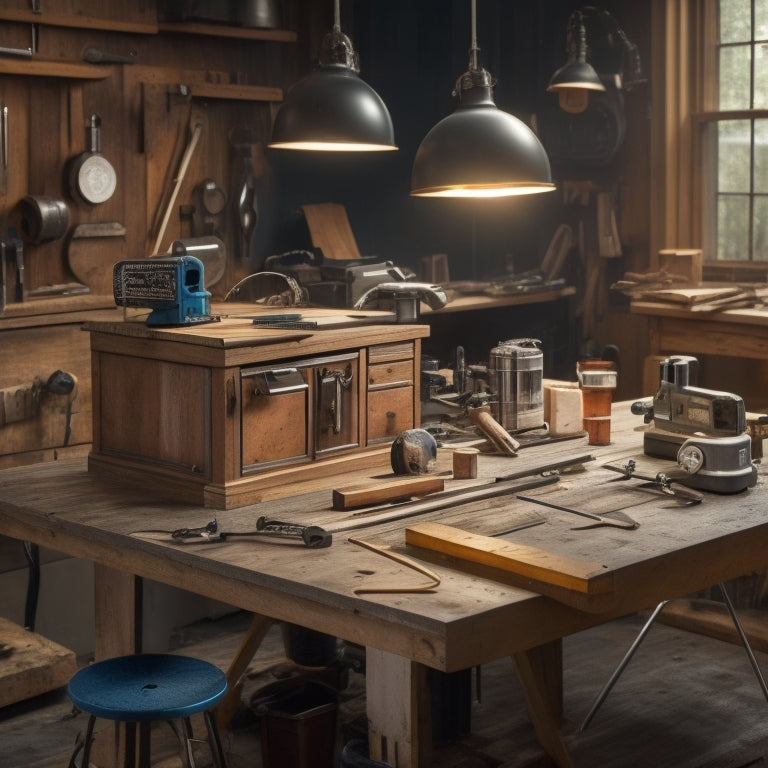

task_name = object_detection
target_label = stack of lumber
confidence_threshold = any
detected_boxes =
[614,281,768,312]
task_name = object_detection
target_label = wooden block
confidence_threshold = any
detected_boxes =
[543,382,583,437]
[452,447,478,479]
[332,475,444,510]
[420,253,449,284]
[0,617,77,708]
[405,522,613,597]
[659,248,703,285]
[301,202,361,261]
[583,415,611,446]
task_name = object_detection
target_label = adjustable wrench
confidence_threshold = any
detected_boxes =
[171,516,332,548]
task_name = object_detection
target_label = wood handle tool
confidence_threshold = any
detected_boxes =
[468,404,520,454]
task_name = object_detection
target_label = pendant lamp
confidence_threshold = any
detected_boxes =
[547,9,606,114]
[268,0,396,152]
[410,0,554,198]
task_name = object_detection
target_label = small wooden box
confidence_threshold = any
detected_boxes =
[85,306,428,509]
[659,249,703,285]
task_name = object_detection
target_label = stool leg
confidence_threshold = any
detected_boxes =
[181,718,197,768]
[137,721,152,768]
[204,710,228,768]
[69,715,96,768]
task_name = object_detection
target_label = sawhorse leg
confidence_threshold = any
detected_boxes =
[513,639,576,768]
[580,583,768,732]
[216,613,274,729]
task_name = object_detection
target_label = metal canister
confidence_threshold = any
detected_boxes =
[489,338,544,431]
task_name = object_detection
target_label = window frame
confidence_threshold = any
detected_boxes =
[651,0,768,280]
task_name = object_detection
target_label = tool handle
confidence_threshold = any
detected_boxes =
[469,406,520,454]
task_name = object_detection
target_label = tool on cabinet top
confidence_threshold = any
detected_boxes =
[265,203,447,317]
[112,255,219,326]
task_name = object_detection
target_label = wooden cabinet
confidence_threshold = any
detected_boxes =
[86,307,427,509]
[367,343,416,442]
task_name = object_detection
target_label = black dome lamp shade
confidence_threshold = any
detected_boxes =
[547,9,606,114]
[410,0,554,198]
[269,0,397,152]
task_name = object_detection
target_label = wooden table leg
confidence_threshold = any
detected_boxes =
[512,640,575,768]
[365,647,432,767]
[91,564,143,768]
[94,563,142,660]
[216,613,274,729]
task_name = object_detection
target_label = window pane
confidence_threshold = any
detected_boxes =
[755,120,768,192]
[718,195,750,259]
[719,45,753,109]
[719,120,752,191]
[756,43,768,106]
[757,0,768,39]
[720,0,753,42]
[753,196,768,259]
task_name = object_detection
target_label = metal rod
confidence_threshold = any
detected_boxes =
[516,494,604,523]
[718,581,768,702]
[580,581,768,732]
[469,0,479,71]
[579,600,669,732]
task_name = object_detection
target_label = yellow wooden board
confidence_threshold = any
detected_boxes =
[406,522,614,597]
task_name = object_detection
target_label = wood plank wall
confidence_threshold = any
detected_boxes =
[0,0,304,303]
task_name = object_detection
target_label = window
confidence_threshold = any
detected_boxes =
[651,0,768,277]
[704,0,768,262]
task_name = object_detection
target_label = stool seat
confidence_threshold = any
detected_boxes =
[68,653,228,721]
[67,654,229,768]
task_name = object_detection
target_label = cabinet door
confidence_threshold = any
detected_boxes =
[241,368,309,469]
[367,386,414,442]
[315,358,359,454]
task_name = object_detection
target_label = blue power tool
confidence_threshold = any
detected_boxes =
[112,256,219,326]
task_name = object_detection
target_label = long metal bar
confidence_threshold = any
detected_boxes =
[516,494,639,529]
[327,473,561,534]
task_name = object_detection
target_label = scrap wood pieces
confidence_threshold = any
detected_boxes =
[614,275,768,312]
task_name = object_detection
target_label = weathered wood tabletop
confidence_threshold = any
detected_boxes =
[0,402,766,768]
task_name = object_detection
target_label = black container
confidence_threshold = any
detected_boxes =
[253,679,339,768]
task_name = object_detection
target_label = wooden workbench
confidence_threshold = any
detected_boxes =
[0,404,766,767]
[631,299,768,360]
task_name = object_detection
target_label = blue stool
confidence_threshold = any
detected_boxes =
[67,653,228,768]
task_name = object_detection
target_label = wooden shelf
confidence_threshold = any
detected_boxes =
[186,81,283,102]
[422,286,576,315]
[0,10,296,42]
[158,21,297,43]
[0,56,112,79]
[0,9,158,35]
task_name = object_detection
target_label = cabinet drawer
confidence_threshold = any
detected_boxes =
[368,341,414,364]
[368,360,414,390]
[368,386,414,442]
